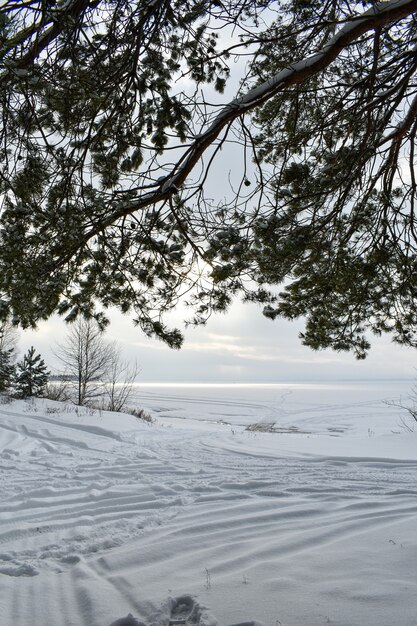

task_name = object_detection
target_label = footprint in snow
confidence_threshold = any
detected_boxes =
[167,595,262,626]
[108,596,208,626]
[109,616,146,626]
[109,596,262,626]
[0,562,39,577]
[168,595,202,624]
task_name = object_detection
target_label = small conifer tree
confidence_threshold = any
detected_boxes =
[15,347,49,398]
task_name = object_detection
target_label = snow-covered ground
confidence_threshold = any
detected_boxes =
[1,382,417,626]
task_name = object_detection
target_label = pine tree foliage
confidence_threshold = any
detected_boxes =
[15,346,49,397]
[1,0,417,356]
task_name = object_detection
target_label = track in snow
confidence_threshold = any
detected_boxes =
[1,396,417,625]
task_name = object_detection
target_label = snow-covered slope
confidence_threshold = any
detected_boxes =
[0,390,416,626]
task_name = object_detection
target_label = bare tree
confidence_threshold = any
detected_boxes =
[385,383,417,431]
[0,319,18,393]
[103,347,140,413]
[43,379,72,403]
[0,319,19,360]
[55,318,114,406]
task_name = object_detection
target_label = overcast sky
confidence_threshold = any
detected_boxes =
[19,300,416,383]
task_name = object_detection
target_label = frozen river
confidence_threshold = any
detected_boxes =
[130,379,414,430]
